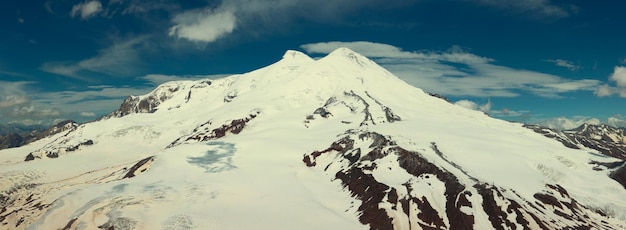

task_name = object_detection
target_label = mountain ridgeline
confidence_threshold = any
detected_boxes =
[0,120,77,150]
[2,48,626,229]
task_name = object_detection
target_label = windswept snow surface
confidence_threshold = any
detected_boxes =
[2,48,626,229]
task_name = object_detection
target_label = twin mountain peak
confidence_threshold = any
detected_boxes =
[108,47,424,118]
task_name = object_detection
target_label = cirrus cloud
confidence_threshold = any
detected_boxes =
[40,37,148,80]
[301,41,600,98]
[70,0,103,19]
[545,59,580,71]
[472,0,576,19]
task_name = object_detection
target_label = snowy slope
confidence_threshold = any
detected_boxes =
[1,48,626,229]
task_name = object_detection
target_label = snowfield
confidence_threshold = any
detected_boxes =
[1,48,626,229]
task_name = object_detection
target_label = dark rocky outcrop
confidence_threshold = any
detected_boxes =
[168,111,261,148]
[0,120,77,151]
[525,124,626,189]
[304,91,401,128]
[25,139,93,161]
[122,156,156,179]
[525,124,626,160]
[304,132,472,229]
[304,131,618,229]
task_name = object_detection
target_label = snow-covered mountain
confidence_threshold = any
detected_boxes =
[525,123,626,160]
[0,120,77,150]
[2,48,626,229]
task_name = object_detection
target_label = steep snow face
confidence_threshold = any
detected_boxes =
[2,48,626,229]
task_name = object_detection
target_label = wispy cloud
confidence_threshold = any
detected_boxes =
[595,66,626,98]
[608,114,626,128]
[472,0,576,20]
[168,7,237,43]
[0,81,67,125]
[167,0,419,44]
[546,59,580,71]
[111,0,180,15]
[301,41,600,98]
[80,112,97,117]
[0,95,29,108]
[0,81,31,107]
[0,73,224,126]
[301,41,419,59]
[142,74,232,85]
[41,37,147,80]
[536,116,601,130]
[71,0,103,19]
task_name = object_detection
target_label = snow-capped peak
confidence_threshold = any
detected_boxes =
[322,47,376,67]
[281,50,314,62]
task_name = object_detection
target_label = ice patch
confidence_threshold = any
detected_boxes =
[186,142,237,173]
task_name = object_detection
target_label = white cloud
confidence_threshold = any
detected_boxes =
[608,115,626,128]
[610,66,626,87]
[0,95,29,108]
[0,81,158,126]
[454,99,491,113]
[455,100,480,110]
[12,105,61,117]
[473,0,574,19]
[80,112,97,117]
[595,84,615,97]
[595,66,626,98]
[167,1,419,44]
[301,41,600,98]
[0,81,31,108]
[1,72,237,126]
[41,37,147,79]
[546,59,580,71]
[8,119,43,126]
[301,41,419,59]
[71,0,103,19]
[301,42,492,64]
[537,116,601,130]
[168,7,237,43]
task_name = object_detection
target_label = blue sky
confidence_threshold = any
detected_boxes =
[1,0,626,129]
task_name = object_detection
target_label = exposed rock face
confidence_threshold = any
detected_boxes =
[0,134,25,150]
[524,124,626,160]
[0,120,77,151]
[304,131,618,229]
[167,110,260,148]
[122,156,156,179]
[104,80,212,119]
[525,124,626,189]
[303,91,401,128]
[25,139,94,161]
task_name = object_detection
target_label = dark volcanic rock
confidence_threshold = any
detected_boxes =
[168,111,261,148]
[304,131,618,230]
[122,156,156,179]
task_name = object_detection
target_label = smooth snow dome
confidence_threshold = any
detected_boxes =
[1,48,626,229]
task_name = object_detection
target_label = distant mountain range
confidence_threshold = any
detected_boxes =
[0,120,77,150]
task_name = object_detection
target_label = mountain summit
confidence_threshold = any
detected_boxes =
[2,48,626,229]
